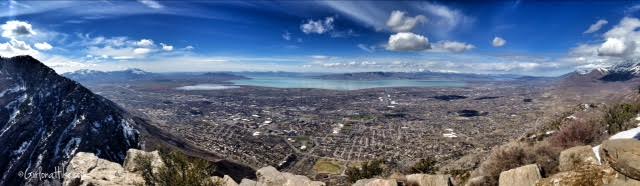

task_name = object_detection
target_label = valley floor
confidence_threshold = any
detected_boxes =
[81,79,549,184]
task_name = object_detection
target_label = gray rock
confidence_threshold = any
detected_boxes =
[63,152,144,186]
[497,164,541,186]
[352,178,397,186]
[600,139,640,180]
[239,178,257,186]
[535,164,640,186]
[405,174,451,186]
[559,145,599,171]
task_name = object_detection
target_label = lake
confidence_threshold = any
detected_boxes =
[176,84,240,90]
[228,75,466,90]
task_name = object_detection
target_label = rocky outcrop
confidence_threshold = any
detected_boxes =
[559,145,599,172]
[255,166,325,186]
[600,139,640,180]
[535,164,640,186]
[498,164,541,186]
[352,178,398,186]
[63,152,144,186]
[405,174,451,186]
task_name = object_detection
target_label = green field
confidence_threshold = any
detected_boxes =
[313,159,344,175]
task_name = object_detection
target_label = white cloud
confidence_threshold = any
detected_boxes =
[432,40,474,53]
[386,10,427,32]
[557,17,640,72]
[330,29,357,38]
[418,2,473,35]
[185,45,195,50]
[386,32,429,51]
[595,17,640,57]
[133,47,152,55]
[0,39,39,57]
[136,39,154,48]
[79,35,175,59]
[492,37,506,47]
[138,0,164,9]
[282,31,291,40]
[300,17,335,34]
[584,19,608,34]
[357,44,376,53]
[34,42,53,51]
[603,17,640,39]
[1,20,36,39]
[319,1,471,35]
[597,38,636,56]
[160,43,173,51]
[311,55,331,60]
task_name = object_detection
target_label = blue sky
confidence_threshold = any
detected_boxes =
[0,0,639,76]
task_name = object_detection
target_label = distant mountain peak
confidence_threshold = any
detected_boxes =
[124,68,148,75]
[566,59,640,82]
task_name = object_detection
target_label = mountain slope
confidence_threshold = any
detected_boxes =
[0,56,141,185]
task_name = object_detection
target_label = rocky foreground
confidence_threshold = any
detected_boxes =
[494,138,640,186]
[62,137,640,186]
[62,149,454,186]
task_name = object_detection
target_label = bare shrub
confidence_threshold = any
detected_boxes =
[134,150,222,186]
[407,157,437,174]
[549,120,604,149]
[469,141,561,186]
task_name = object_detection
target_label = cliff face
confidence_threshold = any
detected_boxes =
[0,56,141,185]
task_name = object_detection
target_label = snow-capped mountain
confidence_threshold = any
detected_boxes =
[62,68,155,83]
[0,56,141,185]
[599,61,640,81]
[564,60,640,82]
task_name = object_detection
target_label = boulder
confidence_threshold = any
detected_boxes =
[559,145,599,171]
[535,164,633,186]
[63,152,145,186]
[352,178,398,186]
[498,164,541,186]
[600,139,640,180]
[212,175,239,186]
[405,174,451,186]
[122,149,165,174]
[239,179,257,186]
[256,166,325,186]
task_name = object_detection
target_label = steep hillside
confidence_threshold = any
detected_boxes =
[0,56,141,185]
